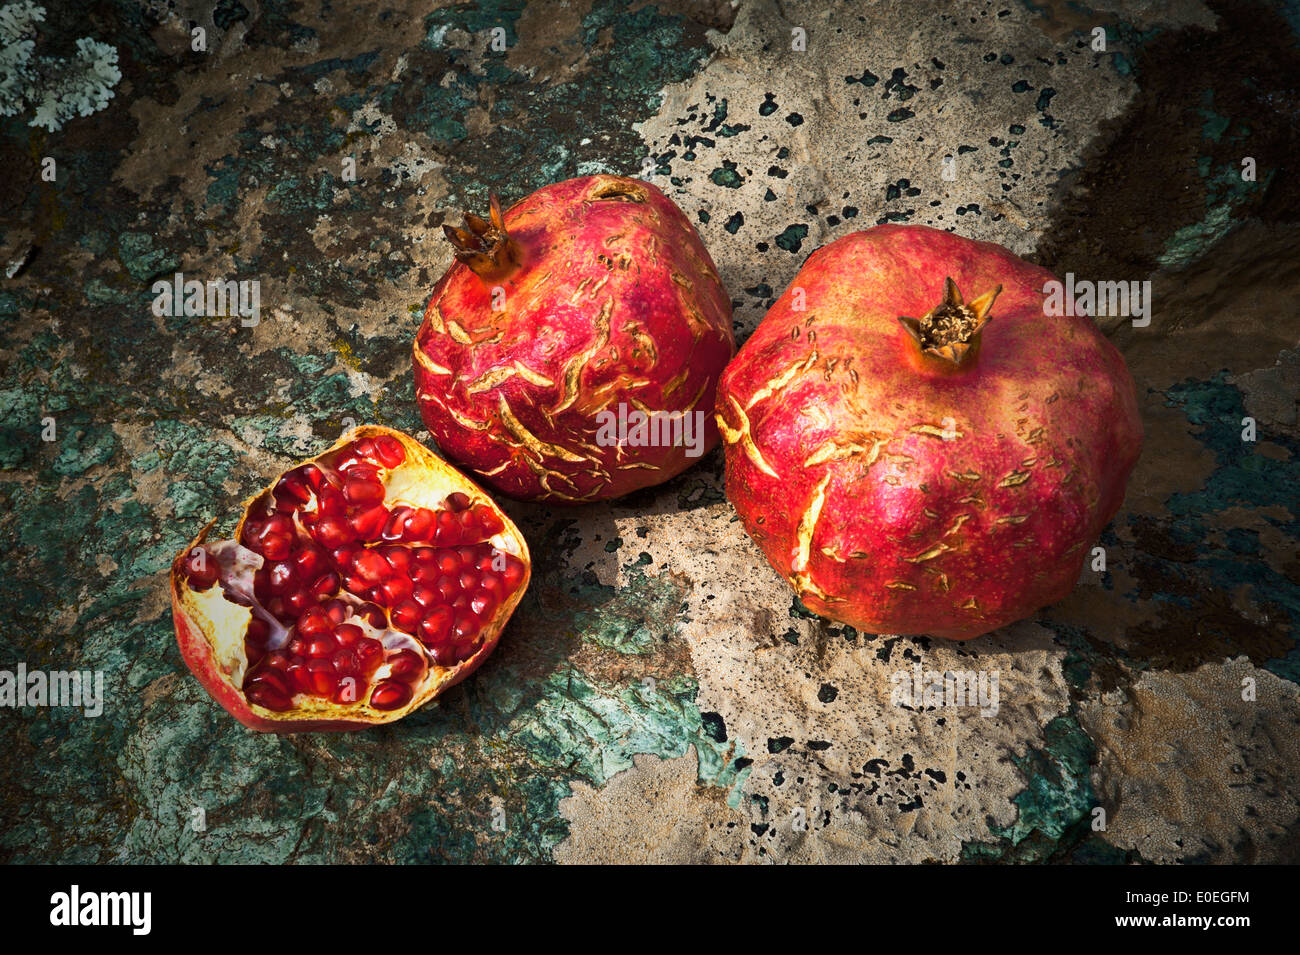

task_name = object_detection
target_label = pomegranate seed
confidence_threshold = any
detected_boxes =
[318,485,347,516]
[310,571,340,598]
[344,574,370,595]
[458,570,479,592]
[307,632,339,657]
[333,649,359,675]
[456,546,478,568]
[300,464,326,490]
[266,561,296,593]
[428,641,458,667]
[246,617,271,646]
[246,682,292,711]
[352,438,381,463]
[453,611,479,642]
[333,677,362,704]
[329,545,357,567]
[381,546,411,576]
[241,519,265,552]
[314,516,355,548]
[355,603,386,628]
[433,510,460,546]
[355,638,383,668]
[451,593,471,611]
[298,607,331,637]
[341,463,381,482]
[413,546,436,563]
[293,546,325,580]
[351,504,389,539]
[310,662,336,696]
[249,669,291,697]
[475,505,505,536]
[419,606,453,646]
[480,574,503,595]
[388,649,424,681]
[373,435,406,468]
[353,550,389,584]
[403,507,435,541]
[391,599,422,633]
[284,589,314,616]
[263,650,292,673]
[333,624,363,646]
[457,509,480,540]
[288,634,308,657]
[434,574,458,602]
[344,478,385,506]
[323,599,350,624]
[245,642,267,667]
[450,641,479,664]
[183,548,219,589]
[446,492,471,511]
[382,506,412,542]
[412,583,439,609]
[370,679,411,710]
[287,663,314,695]
[380,576,413,605]
[471,590,498,616]
[275,473,313,504]
[436,550,461,576]
[502,555,526,589]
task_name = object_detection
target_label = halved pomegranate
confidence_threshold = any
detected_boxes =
[170,426,531,731]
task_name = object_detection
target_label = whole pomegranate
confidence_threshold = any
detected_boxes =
[170,426,530,731]
[716,225,1142,640]
[414,175,735,502]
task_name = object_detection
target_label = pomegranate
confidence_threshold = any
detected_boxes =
[413,175,735,501]
[716,225,1142,640]
[170,426,530,731]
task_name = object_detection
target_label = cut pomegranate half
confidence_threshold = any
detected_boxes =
[170,426,531,731]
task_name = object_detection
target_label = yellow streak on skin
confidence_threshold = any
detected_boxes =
[792,474,831,573]
[886,581,917,590]
[619,462,661,471]
[622,321,659,364]
[746,351,819,410]
[904,541,954,563]
[947,469,982,482]
[715,395,779,478]
[445,320,473,344]
[413,343,453,376]
[997,514,1029,525]
[942,514,971,537]
[498,394,587,463]
[512,361,555,387]
[961,597,979,610]
[998,470,1032,488]
[448,406,490,431]
[466,366,519,394]
[428,301,446,334]
[552,299,613,416]
[661,367,689,398]
[803,435,886,468]
[909,423,964,439]
[481,460,513,476]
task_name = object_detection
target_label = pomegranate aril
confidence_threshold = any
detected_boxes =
[413,563,440,585]
[341,463,381,482]
[502,555,526,589]
[434,575,459,602]
[245,642,267,667]
[437,550,461,576]
[333,678,362,705]
[475,505,505,536]
[419,606,453,646]
[453,611,480,642]
[287,663,314,695]
[310,571,340,598]
[457,509,480,540]
[387,649,424,681]
[403,507,435,541]
[333,649,359,675]
[284,589,314,616]
[344,478,385,506]
[480,573,502,594]
[287,635,308,657]
[309,661,336,697]
[428,641,459,668]
[446,492,471,512]
[382,506,412,541]
[333,624,363,647]
[381,546,411,577]
[352,438,381,463]
[323,599,350,624]
[356,602,386,628]
[351,504,389,539]
[344,574,370,595]
[183,548,219,589]
[355,637,383,668]
[318,485,347,517]
[263,650,293,673]
[248,668,290,696]
[307,632,339,658]
[379,576,413,606]
[246,617,272,646]
[457,546,479,568]
[300,464,326,490]
[275,473,313,504]
[412,583,439,610]
[413,546,437,564]
[246,682,292,711]
[391,599,422,633]
[458,570,479,592]
[471,590,498,616]
[298,607,331,637]
[313,516,355,548]
[353,550,389,584]
[370,679,411,711]
[433,510,460,546]
[373,434,406,468]
[293,546,325,580]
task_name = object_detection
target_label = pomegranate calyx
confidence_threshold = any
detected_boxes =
[442,192,521,283]
[897,276,1001,369]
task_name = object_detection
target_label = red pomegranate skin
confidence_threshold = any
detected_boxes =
[414,175,734,502]
[716,225,1143,640]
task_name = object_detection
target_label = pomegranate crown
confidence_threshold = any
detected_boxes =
[442,193,521,283]
[898,276,1001,369]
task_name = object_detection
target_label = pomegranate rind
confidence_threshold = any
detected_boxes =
[170,425,531,731]
[717,225,1143,640]
[414,174,736,502]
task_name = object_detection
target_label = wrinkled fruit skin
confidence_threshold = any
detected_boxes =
[414,175,735,502]
[170,426,530,731]
[717,225,1143,640]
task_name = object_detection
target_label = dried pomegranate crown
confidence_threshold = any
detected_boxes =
[442,193,521,283]
[897,276,1001,368]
